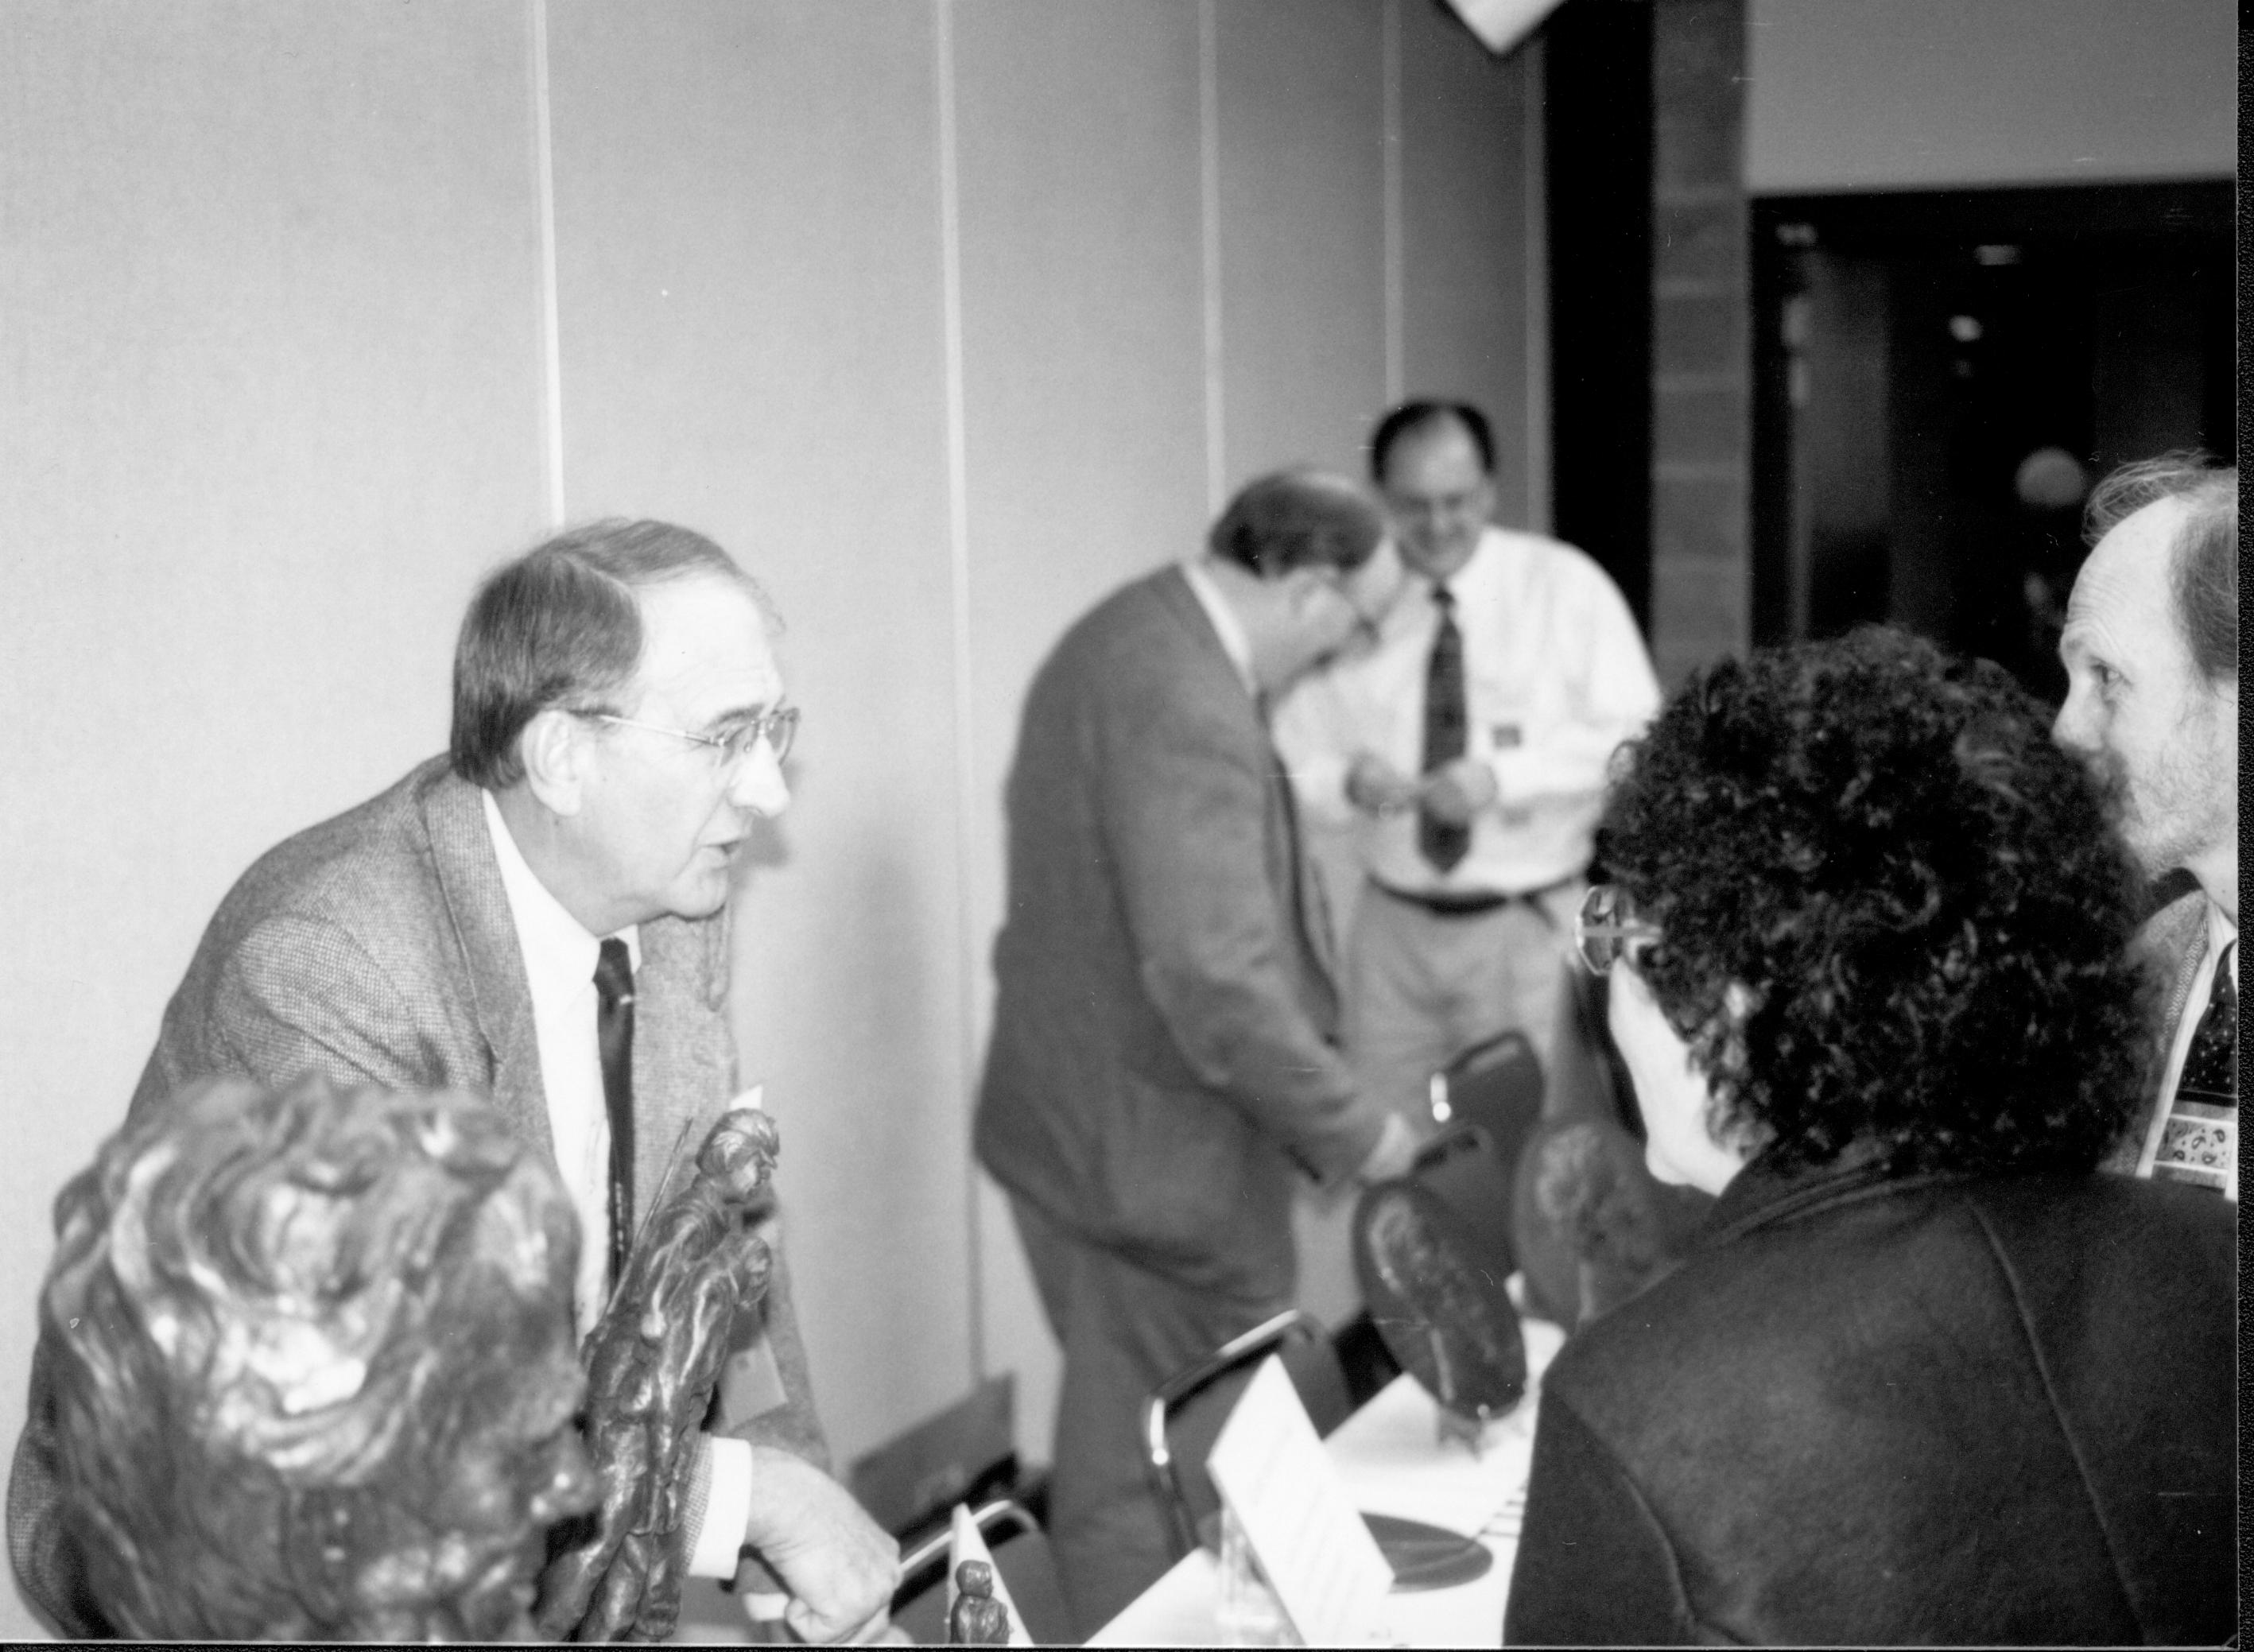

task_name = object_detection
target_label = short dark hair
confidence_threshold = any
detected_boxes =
[1597,627,2151,1179]
[1207,468,1387,577]
[1368,399,1496,484]
[450,518,773,789]
[42,1076,584,1639]
[2085,453,2237,684]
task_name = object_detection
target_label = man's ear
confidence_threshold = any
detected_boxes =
[518,708,585,817]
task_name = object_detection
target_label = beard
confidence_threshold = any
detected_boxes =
[2077,720,2232,885]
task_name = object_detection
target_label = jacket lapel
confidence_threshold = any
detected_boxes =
[417,764,555,1163]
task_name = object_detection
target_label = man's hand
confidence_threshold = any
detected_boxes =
[1345,753,1422,816]
[1418,757,1498,825]
[743,1445,900,1644]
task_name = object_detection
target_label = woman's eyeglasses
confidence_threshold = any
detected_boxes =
[1573,882,1660,975]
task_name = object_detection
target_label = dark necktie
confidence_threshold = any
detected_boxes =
[594,938,638,1287]
[2153,940,2235,1196]
[1418,584,1470,873]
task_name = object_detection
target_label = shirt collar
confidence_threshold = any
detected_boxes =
[1180,556,1259,697]
[481,788,641,1016]
[2208,898,2237,980]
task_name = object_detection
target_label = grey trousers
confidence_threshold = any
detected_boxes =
[1008,1196,1283,1640]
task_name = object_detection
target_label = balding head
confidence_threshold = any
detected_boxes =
[2055,456,2238,915]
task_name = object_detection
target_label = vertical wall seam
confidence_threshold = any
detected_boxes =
[1382,0,1404,408]
[933,0,984,1385]
[529,0,565,527]
[1200,0,1225,512]
[1523,37,1551,534]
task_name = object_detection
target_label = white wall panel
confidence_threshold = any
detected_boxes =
[546,0,968,1464]
[0,2,545,1637]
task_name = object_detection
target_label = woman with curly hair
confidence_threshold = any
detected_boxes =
[1502,628,2234,1646]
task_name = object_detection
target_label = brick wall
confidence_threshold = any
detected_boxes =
[1646,0,1750,686]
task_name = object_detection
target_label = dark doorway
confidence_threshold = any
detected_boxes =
[1543,0,1655,630]
[1750,182,2233,702]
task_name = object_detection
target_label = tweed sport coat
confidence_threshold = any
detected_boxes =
[8,756,824,1635]
[974,567,1390,1303]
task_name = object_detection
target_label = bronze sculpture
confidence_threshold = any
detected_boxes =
[534,1106,779,1642]
[947,1557,1012,1645]
[37,1076,597,1641]
[37,1078,784,1643]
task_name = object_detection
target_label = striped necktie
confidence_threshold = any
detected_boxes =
[1418,584,1470,873]
[594,938,638,1286]
[2152,940,2235,1196]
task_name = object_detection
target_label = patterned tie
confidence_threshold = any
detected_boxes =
[2153,940,2235,1196]
[1418,584,1470,872]
[594,938,638,1287]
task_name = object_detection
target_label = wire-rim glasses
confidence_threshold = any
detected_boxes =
[579,704,799,771]
[1573,882,1660,975]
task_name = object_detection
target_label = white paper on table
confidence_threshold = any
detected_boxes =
[947,1503,1034,1646]
[1206,1355,1394,1647]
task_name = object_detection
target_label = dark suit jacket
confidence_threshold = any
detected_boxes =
[9,757,824,1634]
[2102,885,2216,1177]
[1503,1150,2237,1646]
[974,567,1388,1302]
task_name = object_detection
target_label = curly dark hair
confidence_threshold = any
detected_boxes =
[1596,627,2151,1177]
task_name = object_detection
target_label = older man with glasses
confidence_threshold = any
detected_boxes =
[8,519,898,1644]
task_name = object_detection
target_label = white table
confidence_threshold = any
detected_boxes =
[1091,1315,1566,1647]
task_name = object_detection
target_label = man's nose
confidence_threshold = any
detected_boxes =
[728,740,791,816]
[2050,692,2086,753]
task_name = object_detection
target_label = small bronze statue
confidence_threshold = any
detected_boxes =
[947,1557,1012,1646]
[37,1076,598,1641]
[533,1107,779,1642]
[1528,1119,1697,1324]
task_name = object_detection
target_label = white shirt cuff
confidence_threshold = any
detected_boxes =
[687,1434,755,1578]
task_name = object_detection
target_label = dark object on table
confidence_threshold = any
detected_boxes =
[894,1499,1069,1646]
[1514,1118,1709,1326]
[34,1076,597,1642]
[535,1108,778,1642]
[1352,1127,1527,1423]
[947,1557,1012,1644]
[1359,1512,1493,1592]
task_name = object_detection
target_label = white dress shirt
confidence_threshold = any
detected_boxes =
[481,790,751,1576]
[1274,525,1662,894]
[1181,555,1259,696]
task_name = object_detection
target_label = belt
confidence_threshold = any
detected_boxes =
[1371,874,1577,920]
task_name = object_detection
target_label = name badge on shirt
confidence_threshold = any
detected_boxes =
[1489,723,1523,750]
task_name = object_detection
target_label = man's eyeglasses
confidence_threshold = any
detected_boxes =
[1573,882,1660,975]
[579,705,799,770]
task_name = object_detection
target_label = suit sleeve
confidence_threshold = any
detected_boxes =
[1504,1389,1698,1646]
[713,1218,835,1600]
[1099,676,1385,1185]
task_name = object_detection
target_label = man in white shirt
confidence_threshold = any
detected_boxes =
[10,521,897,1641]
[1276,401,1662,1133]
[2054,456,2238,1198]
